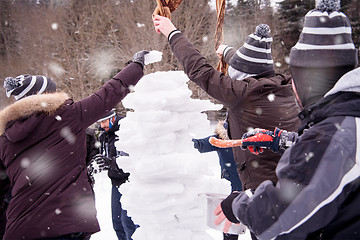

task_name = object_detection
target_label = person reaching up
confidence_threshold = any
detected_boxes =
[0,50,148,240]
[153,15,300,239]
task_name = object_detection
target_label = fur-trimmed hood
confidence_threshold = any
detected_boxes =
[214,121,229,140]
[0,92,69,137]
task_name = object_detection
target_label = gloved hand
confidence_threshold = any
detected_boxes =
[92,154,111,172]
[87,164,96,186]
[241,128,284,154]
[108,160,130,187]
[132,50,150,69]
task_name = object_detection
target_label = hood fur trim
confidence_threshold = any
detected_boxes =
[214,121,229,140]
[0,92,70,135]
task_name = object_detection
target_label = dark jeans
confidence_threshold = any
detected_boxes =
[223,232,239,240]
[111,186,139,240]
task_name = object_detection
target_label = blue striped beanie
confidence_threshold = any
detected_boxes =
[229,24,274,75]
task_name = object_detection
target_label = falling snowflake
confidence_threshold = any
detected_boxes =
[60,126,76,144]
[21,158,30,168]
[334,122,344,131]
[55,208,62,215]
[284,56,290,64]
[51,23,59,30]
[136,23,145,28]
[247,127,255,132]
[95,141,101,149]
[267,93,275,102]
[305,152,314,162]
[202,36,209,43]
[319,16,327,23]
[255,107,263,115]
[251,161,259,168]
[25,175,31,186]
[48,62,66,76]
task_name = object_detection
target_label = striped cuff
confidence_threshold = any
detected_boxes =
[223,46,233,58]
[168,30,181,42]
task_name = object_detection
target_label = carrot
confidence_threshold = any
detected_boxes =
[209,137,243,148]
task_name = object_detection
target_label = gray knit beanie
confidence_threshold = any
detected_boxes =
[229,24,275,75]
[289,0,358,107]
[290,0,358,69]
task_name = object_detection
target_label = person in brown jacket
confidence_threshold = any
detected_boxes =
[153,15,300,238]
[0,50,148,240]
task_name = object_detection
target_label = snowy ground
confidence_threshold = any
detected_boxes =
[90,169,251,240]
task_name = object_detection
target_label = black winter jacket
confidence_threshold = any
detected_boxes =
[98,116,130,187]
[222,68,360,239]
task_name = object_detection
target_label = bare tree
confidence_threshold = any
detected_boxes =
[0,0,220,113]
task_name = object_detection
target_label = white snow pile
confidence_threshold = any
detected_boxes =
[115,70,231,240]
[144,50,163,65]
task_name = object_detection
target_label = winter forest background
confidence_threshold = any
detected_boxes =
[0,0,359,119]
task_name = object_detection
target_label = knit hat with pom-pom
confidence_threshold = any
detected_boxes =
[229,24,274,75]
[289,0,358,107]
[4,74,57,101]
[290,0,357,69]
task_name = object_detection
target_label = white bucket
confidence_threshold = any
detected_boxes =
[205,193,247,235]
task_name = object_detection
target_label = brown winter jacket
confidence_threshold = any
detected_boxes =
[170,33,300,190]
[0,63,143,240]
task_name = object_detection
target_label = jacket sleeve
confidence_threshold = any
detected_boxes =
[221,123,360,240]
[169,33,250,109]
[192,135,218,153]
[70,62,144,127]
[0,163,10,238]
[0,163,10,198]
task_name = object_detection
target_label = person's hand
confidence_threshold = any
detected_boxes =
[132,50,150,69]
[153,15,177,37]
[241,128,283,154]
[216,44,227,58]
[108,165,130,187]
[93,154,111,172]
[87,163,96,186]
[215,204,241,233]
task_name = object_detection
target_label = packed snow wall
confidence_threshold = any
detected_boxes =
[116,71,230,240]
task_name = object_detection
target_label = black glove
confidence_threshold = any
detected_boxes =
[93,154,111,172]
[108,160,130,187]
[132,50,149,69]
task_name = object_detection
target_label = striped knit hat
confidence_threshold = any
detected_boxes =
[4,74,57,101]
[97,108,116,122]
[290,0,358,68]
[229,24,274,75]
[289,0,358,107]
